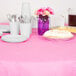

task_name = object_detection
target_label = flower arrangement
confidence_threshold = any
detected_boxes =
[35,7,54,16]
[35,7,54,35]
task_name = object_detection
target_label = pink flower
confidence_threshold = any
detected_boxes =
[46,7,54,15]
[36,8,44,15]
[38,8,44,12]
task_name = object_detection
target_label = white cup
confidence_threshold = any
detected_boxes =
[20,23,31,38]
[10,22,19,35]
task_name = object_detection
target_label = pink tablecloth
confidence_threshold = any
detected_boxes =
[0,27,76,76]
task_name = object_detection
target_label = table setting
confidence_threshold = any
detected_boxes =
[0,2,76,76]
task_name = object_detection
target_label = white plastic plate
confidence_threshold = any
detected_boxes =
[1,35,28,42]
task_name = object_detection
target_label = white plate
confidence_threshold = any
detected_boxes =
[43,30,74,40]
[43,35,74,41]
[1,35,28,42]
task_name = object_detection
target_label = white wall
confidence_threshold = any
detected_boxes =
[0,0,76,27]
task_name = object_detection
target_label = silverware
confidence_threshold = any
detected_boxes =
[7,14,18,22]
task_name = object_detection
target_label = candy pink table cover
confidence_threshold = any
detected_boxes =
[0,24,76,76]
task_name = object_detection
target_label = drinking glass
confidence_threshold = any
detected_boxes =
[21,2,31,22]
[68,8,76,26]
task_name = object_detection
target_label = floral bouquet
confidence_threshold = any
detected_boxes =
[35,7,54,16]
[35,7,54,35]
